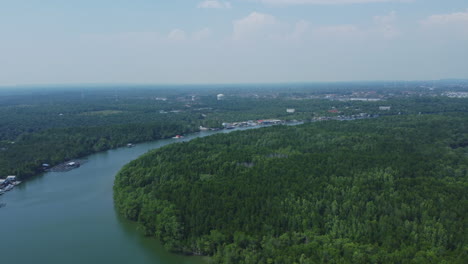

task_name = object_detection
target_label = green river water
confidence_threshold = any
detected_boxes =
[0,128,258,264]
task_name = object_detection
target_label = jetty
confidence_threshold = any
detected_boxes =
[0,175,21,195]
[47,159,87,172]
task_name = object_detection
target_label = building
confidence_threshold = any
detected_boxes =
[444,92,468,98]
[258,119,282,125]
[217,94,225,101]
[350,98,381,102]
[286,108,296,113]
[6,175,16,182]
[379,106,391,111]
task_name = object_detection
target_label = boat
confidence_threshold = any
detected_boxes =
[13,181,21,186]
[172,135,184,139]
[5,184,14,191]
[0,189,4,195]
[66,162,80,168]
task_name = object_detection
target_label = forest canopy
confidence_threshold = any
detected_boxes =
[114,114,468,263]
[2,86,467,181]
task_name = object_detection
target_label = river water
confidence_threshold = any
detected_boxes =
[0,127,265,264]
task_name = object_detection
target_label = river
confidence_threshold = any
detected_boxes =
[0,127,271,264]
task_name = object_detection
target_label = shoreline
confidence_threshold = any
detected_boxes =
[7,114,374,187]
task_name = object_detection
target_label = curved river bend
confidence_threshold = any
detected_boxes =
[0,127,271,264]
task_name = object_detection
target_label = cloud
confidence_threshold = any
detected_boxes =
[85,28,212,46]
[315,24,360,34]
[254,0,411,5]
[192,28,212,41]
[197,0,232,9]
[231,10,405,43]
[310,24,365,42]
[374,11,396,24]
[374,11,400,39]
[168,29,187,41]
[233,12,278,40]
[420,10,468,25]
[291,20,311,39]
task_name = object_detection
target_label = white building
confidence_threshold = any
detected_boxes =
[286,108,296,113]
[6,175,16,181]
[350,98,381,102]
[217,94,225,101]
[379,106,391,111]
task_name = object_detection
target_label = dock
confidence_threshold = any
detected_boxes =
[47,159,88,172]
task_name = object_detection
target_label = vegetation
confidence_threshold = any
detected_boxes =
[114,114,468,263]
[0,90,204,178]
[1,84,467,182]
[0,122,196,177]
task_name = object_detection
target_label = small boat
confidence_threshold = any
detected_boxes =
[172,135,184,139]
[13,181,21,186]
[0,189,5,195]
[66,162,80,168]
[5,184,14,191]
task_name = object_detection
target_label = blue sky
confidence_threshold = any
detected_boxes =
[1,0,467,85]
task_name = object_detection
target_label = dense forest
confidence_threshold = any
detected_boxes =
[0,121,197,177]
[114,114,468,263]
[1,85,467,181]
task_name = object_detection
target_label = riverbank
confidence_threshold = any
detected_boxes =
[46,159,88,172]
[113,114,468,263]
[0,122,199,182]
[0,123,297,261]
[2,112,377,190]
[0,129,228,264]
[8,119,301,183]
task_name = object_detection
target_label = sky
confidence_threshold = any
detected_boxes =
[1,0,467,85]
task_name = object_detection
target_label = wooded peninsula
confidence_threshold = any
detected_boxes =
[114,113,467,263]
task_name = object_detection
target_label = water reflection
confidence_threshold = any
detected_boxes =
[115,212,208,264]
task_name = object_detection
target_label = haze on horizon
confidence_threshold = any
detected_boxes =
[1,0,467,86]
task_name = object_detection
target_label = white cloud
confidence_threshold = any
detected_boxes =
[315,24,360,34]
[420,10,468,25]
[192,28,212,41]
[233,12,278,40]
[374,11,396,24]
[255,0,411,5]
[231,10,405,43]
[197,0,232,9]
[374,11,400,39]
[291,20,311,39]
[168,29,187,41]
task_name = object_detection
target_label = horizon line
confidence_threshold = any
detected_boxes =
[2,78,468,88]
